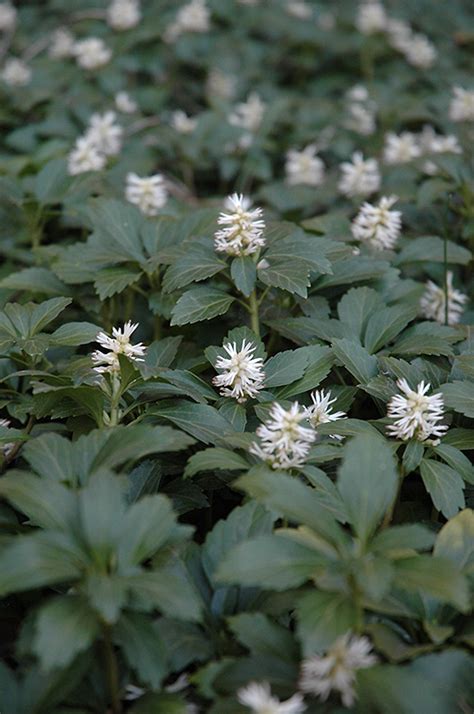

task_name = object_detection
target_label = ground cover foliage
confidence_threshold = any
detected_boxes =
[0,0,473,712]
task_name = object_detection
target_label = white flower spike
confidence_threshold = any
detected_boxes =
[304,390,347,435]
[249,402,316,470]
[419,272,467,325]
[338,152,380,198]
[213,339,265,402]
[84,111,123,156]
[383,132,421,164]
[74,37,112,70]
[125,173,168,216]
[386,379,448,444]
[238,681,306,713]
[68,136,106,176]
[91,322,146,375]
[107,0,141,31]
[214,193,265,256]
[285,145,325,187]
[351,196,402,250]
[300,633,377,708]
[449,87,474,123]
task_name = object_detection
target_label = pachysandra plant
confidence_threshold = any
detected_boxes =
[0,1,472,712]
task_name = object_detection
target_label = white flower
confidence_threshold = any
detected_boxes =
[165,0,210,42]
[171,109,197,134]
[418,125,462,174]
[386,379,448,444]
[0,417,13,457]
[249,402,316,470]
[206,68,236,101]
[0,2,16,31]
[115,91,137,113]
[304,390,347,434]
[238,681,306,713]
[214,193,265,257]
[285,145,325,187]
[84,111,123,156]
[356,2,387,34]
[386,17,411,49]
[0,418,10,428]
[300,633,377,708]
[67,135,106,175]
[107,0,141,31]
[338,152,381,198]
[383,132,421,164]
[229,92,265,133]
[125,172,168,216]
[49,28,75,59]
[213,339,265,403]
[286,1,312,20]
[1,58,31,86]
[91,321,146,375]
[449,87,474,122]
[351,195,401,250]
[73,37,112,70]
[346,103,376,136]
[419,271,467,326]
[346,85,369,103]
[402,33,436,69]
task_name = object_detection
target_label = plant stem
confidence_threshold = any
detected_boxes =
[102,626,122,714]
[109,374,121,427]
[248,289,260,338]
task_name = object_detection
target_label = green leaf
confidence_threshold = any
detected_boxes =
[138,336,182,378]
[364,305,416,354]
[117,495,179,565]
[50,321,101,347]
[275,346,334,399]
[184,447,249,478]
[297,590,358,654]
[237,466,344,544]
[32,596,99,670]
[94,267,141,299]
[433,444,474,484]
[440,381,474,418]
[29,297,72,336]
[372,524,435,555]
[393,555,469,611]
[23,432,75,483]
[216,533,325,590]
[264,347,311,388]
[395,236,472,266]
[420,459,465,519]
[338,434,398,545]
[434,509,474,572]
[33,158,70,204]
[0,472,77,530]
[163,239,226,293]
[170,287,234,326]
[114,613,168,689]
[129,567,201,621]
[229,613,298,661]
[332,338,378,384]
[0,532,82,596]
[402,440,424,474]
[202,500,275,584]
[0,267,70,296]
[153,402,235,445]
[230,256,256,296]
[338,286,383,341]
[86,198,145,264]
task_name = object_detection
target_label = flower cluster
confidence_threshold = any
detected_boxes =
[213,339,265,402]
[285,145,325,186]
[303,389,347,436]
[338,152,381,198]
[107,0,141,31]
[351,195,402,250]
[383,131,421,164]
[91,322,146,375]
[68,111,123,176]
[165,0,210,43]
[0,2,16,31]
[356,2,387,34]
[299,634,378,707]
[249,402,316,470]
[386,379,448,444]
[214,194,265,256]
[449,86,474,123]
[125,173,168,216]
[49,27,75,59]
[171,110,197,134]
[228,92,266,148]
[345,85,376,136]
[1,57,31,86]
[73,37,112,70]
[419,271,468,325]
[286,1,312,20]
[238,681,306,713]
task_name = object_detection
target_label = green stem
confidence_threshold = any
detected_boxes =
[109,374,121,427]
[248,289,260,338]
[102,626,122,714]
[443,227,449,326]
